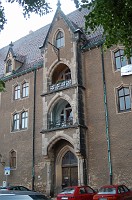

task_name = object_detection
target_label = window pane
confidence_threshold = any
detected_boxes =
[22,111,28,129]
[121,56,127,67]
[125,96,131,110]
[56,31,64,48]
[115,57,121,69]
[119,97,125,111]
[115,51,119,57]
[14,85,20,100]
[13,114,19,130]
[22,82,29,98]
[120,49,124,55]
[124,88,129,95]
[118,88,124,97]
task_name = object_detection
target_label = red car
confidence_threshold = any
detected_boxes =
[57,185,97,200]
[93,184,132,200]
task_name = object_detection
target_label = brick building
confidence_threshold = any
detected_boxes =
[0,1,132,196]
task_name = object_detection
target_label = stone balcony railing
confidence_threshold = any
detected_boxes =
[48,117,73,129]
[49,79,72,92]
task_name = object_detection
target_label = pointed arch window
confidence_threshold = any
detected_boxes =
[62,151,77,166]
[21,111,28,129]
[22,82,29,98]
[60,103,73,124]
[9,150,16,169]
[13,113,20,131]
[6,59,12,73]
[56,31,64,48]
[117,86,131,112]
[14,85,20,100]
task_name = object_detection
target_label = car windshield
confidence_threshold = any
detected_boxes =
[60,188,75,194]
[0,195,48,199]
[98,187,116,194]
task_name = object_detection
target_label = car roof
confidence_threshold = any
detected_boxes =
[0,190,45,195]
[100,184,123,188]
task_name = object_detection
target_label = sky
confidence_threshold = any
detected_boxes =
[0,0,76,49]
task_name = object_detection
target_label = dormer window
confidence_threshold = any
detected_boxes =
[56,31,64,48]
[6,59,12,73]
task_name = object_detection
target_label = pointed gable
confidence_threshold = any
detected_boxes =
[4,42,26,75]
[40,1,81,50]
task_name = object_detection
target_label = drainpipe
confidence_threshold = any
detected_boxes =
[100,45,113,184]
[32,69,37,190]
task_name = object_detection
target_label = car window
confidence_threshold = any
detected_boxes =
[98,187,116,194]
[122,185,129,192]
[118,186,125,193]
[19,186,29,191]
[85,186,94,194]
[79,188,87,194]
[60,188,75,194]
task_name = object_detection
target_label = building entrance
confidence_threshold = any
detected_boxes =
[62,151,78,187]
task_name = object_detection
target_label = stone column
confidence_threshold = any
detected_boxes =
[77,154,84,185]
[46,159,51,196]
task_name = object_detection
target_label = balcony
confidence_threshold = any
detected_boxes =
[48,117,73,129]
[49,79,72,92]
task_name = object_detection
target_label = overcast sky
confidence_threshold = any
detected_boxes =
[0,0,76,49]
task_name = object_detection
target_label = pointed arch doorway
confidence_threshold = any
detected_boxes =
[62,151,78,187]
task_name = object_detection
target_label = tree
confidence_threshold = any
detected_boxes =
[0,80,5,92]
[74,0,132,57]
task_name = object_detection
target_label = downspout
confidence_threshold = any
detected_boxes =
[100,45,113,184]
[32,69,37,190]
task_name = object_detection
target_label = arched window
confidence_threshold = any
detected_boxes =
[13,113,20,131]
[117,87,131,112]
[9,150,16,169]
[60,103,73,124]
[21,111,28,129]
[56,31,64,48]
[62,151,77,166]
[22,82,29,98]
[14,85,20,100]
[6,59,12,73]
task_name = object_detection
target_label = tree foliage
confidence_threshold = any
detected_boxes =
[0,80,5,92]
[74,0,132,57]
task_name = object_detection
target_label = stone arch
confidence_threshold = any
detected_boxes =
[47,60,71,79]
[45,133,74,157]
[55,145,78,194]
[47,93,73,114]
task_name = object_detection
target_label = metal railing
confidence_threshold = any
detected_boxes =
[49,79,72,92]
[48,117,73,129]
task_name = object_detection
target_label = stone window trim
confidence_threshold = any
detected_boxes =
[6,59,12,73]
[116,85,131,113]
[13,81,29,101]
[9,149,17,169]
[112,47,132,71]
[53,29,65,49]
[11,110,28,132]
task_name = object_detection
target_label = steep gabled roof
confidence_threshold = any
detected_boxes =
[40,6,83,49]
[0,8,103,77]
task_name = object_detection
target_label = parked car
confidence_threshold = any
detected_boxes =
[0,190,51,200]
[57,185,97,200]
[0,185,31,191]
[93,184,132,200]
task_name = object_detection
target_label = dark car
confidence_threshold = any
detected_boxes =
[0,190,51,200]
[93,184,132,200]
[0,185,31,191]
[57,185,97,200]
